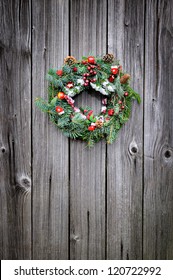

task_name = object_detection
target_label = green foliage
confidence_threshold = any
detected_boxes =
[35,98,51,113]
[72,113,86,125]
[35,54,141,147]
[62,64,71,74]
[125,85,141,103]
[114,76,124,97]
[106,124,118,144]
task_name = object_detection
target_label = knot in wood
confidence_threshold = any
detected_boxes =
[161,147,173,166]
[22,178,30,187]
[17,175,31,191]
[164,150,171,159]
[71,234,80,242]
[129,141,138,155]
[125,21,129,26]
[1,147,6,153]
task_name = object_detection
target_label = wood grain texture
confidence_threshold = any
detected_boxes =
[0,0,31,259]
[143,0,173,259]
[32,0,69,259]
[69,0,107,259]
[107,0,144,259]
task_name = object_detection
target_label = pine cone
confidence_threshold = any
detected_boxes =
[64,56,77,66]
[95,120,103,128]
[103,53,115,63]
[120,73,130,84]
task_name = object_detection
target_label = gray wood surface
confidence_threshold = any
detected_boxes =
[69,0,107,260]
[0,0,31,259]
[0,0,173,260]
[32,0,69,259]
[107,0,144,260]
[143,0,173,259]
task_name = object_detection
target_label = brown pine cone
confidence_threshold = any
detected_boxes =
[95,120,103,128]
[103,53,115,63]
[120,73,130,84]
[64,56,77,66]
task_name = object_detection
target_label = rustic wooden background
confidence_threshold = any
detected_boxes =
[0,0,173,260]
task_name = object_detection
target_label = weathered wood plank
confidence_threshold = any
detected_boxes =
[69,0,107,260]
[107,0,144,259]
[0,0,31,259]
[144,0,173,259]
[32,0,69,259]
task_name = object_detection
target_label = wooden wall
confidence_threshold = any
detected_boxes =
[0,0,173,260]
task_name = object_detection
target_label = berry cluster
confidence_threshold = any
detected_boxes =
[82,56,98,86]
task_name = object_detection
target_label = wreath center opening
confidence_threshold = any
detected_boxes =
[74,88,104,115]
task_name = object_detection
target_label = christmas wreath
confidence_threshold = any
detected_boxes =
[35,54,141,147]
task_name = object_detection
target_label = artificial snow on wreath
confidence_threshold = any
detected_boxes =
[35,54,141,147]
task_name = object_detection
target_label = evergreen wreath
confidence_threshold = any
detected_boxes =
[35,54,141,147]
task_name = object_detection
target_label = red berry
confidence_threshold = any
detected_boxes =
[92,78,96,82]
[66,82,74,89]
[84,83,88,86]
[93,71,97,75]
[86,79,89,83]
[124,92,128,96]
[121,105,125,109]
[56,69,63,76]
[108,75,115,83]
[108,109,114,116]
[87,66,91,70]
[57,92,65,99]
[118,100,122,104]
[111,67,119,75]
[91,65,95,69]
[88,125,95,131]
[86,73,90,76]
[82,60,87,64]
[88,56,95,64]
[83,77,86,80]
[73,67,78,72]
[90,70,93,74]
[56,106,64,113]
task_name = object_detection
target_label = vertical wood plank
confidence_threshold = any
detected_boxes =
[107,0,144,259]
[32,0,69,259]
[144,0,173,259]
[70,0,107,259]
[0,0,31,259]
